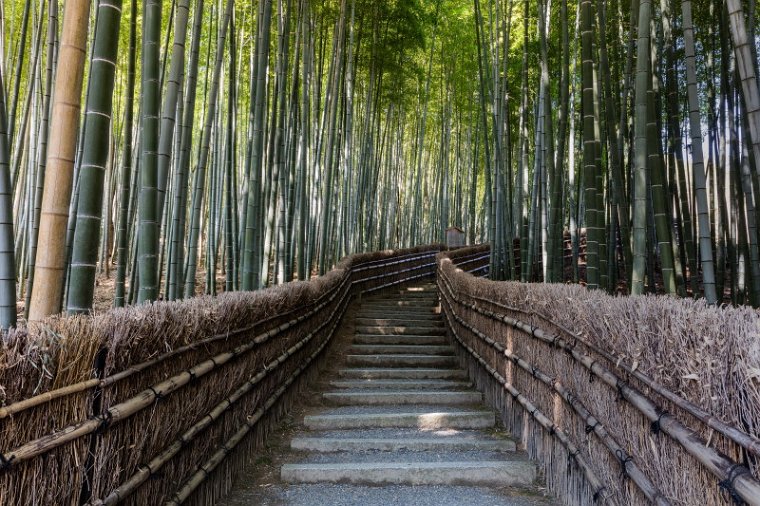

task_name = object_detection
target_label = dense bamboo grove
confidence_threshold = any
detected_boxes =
[1,0,760,328]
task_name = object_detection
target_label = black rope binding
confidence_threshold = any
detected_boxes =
[585,423,596,435]
[615,379,625,402]
[592,486,607,503]
[96,410,114,435]
[615,449,633,479]
[718,463,751,505]
[148,386,165,402]
[567,449,580,474]
[650,408,668,435]
[0,451,15,471]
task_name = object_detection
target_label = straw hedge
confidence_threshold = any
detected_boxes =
[0,244,442,505]
[438,245,760,506]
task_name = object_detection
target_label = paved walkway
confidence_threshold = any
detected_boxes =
[220,284,554,505]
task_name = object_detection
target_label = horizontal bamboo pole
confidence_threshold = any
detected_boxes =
[164,293,351,505]
[450,253,491,268]
[360,268,439,294]
[469,293,760,459]
[1,279,351,467]
[94,285,352,505]
[438,295,612,504]
[437,262,760,505]
[352,249,441,272]
[0,379,101,419]
[352,261,437,287]
[439,283,668,504]
[1,275,354,420]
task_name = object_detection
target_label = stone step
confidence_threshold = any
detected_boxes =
[348,344,454,355]
[363,301,437,308]
[322,390,481,406]
[355,318,444,326]
[336,368,468,380]
[391,292,439,298]
[345,354,457,367]
[290,437,516,453]
[281,460,535,487]
[304,410,495,430]
[353,334,447,345]
[356,312,440,320]
[329,379,471,390]
[355,326,446,336]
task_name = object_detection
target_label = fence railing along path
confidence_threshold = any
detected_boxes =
[220,281,546,505]
[2,243,760,505]
[0,245,446,505]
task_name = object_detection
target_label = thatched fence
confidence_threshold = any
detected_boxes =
[438,245,760,505]
[0,244,443,505]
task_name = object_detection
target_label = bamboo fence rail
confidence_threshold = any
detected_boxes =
[0,244,443,505]
[438,245,760,505]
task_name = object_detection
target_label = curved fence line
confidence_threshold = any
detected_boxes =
[437,245,760,506]
[0,244,443,505]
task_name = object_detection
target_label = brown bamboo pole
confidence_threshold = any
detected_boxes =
[440,285,669,504]
[97,287,352,504]
[162,294,350,505]
[1,280,351,465]
[465,292,760,458]
[436,260,760,504]
[438,301,612,504]
[28,0,91,320]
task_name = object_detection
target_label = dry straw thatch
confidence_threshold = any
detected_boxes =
[0,244,442,505]
[438,245,760,506]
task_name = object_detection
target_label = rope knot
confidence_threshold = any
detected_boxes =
[148,386,165,402]
[614,449,633,479]
[650,409,668,435]
[719,463,750,505]
[96,410,114,434]
[0,452,15,471]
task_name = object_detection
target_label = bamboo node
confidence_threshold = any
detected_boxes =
[718,463,751,505]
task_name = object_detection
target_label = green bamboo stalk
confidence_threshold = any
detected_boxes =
[137,0,162,303]
[183,0,233,298]
[630,0,652,295]
[66,0,123,314]
[0,54,15,327]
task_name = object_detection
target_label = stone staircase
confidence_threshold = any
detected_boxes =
[221,283,551,505]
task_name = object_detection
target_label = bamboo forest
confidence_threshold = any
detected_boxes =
[1,0,760,326]
[4,0,760,504]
